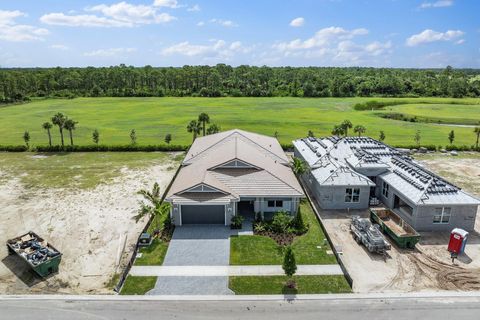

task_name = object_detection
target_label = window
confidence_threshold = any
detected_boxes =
[433,207,451,224]
[345,188,360,203]
[267,200,284,208]
[382,181,389,198]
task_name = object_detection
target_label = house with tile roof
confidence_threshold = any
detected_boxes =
[293,136,480,231]
[165,129,304,226]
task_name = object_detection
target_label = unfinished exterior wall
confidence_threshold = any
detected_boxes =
[414,205,477,232]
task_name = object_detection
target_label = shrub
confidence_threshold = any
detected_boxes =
[230,215,244,229]
[270,211,293,234]
[0,145,28,152]
[282,246,297,277]
[33,144,188,152]
[291,210,309,234]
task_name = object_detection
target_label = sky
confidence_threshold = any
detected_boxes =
[0,0,479,68]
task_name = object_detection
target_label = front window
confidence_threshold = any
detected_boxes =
[382,181,389,198]
[267,200,284,208]
[345,188,360,203]
[433,207,451,224]
[268,200,275,207]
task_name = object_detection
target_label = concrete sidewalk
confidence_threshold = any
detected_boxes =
[131,265,343,277]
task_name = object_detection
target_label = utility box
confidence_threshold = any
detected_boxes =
[138,232,152,247]
[448,228,469,254]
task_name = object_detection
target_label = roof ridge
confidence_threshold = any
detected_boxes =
[185,131,238,163]
[235,131,287,163]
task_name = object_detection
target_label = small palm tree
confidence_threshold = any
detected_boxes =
[331,125,345,136]
[379,131,386,142]
[307,130,314,137]
[51,112,67,147]
[414,130,421,146]
[354,125,366,137]
[64,118,78,146]
[198,113,210,136]
[134,182,169,231]
[92,129,100,145]
[187,120,201,142]
[42,122,53,146]
[291,157,308,176]
[206,124,220,135]
[474,127,480,149]
[341,120,353,136]
[164,133,172,144]
[448,130,455,145]
[130,129,137,145]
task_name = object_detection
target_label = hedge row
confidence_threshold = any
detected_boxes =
[0,144,189,152]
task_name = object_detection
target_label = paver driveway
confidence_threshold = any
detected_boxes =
[148,225,236,295]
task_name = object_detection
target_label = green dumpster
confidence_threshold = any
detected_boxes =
[6,231,62,278]
[370,209,421,249]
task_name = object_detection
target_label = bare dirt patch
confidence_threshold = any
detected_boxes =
[0,153,180,294]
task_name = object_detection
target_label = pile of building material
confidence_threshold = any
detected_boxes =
[350,216,391,256]
[6,232,62,277]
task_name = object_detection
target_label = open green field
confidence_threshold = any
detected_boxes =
[1,97,479,147]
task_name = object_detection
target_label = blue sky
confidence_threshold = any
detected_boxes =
[0,0,478,67]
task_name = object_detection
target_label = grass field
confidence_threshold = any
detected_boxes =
[229,275,351,295]
[120,276,156,295]
[0,97,479,147]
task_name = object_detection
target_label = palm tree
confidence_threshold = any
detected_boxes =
[187,120,201,142]
[474,127,480,149]
[291,157,308,176]
[51,113,67,147]
[206,124,220,135]
[341,120,353,136]
[134,182,170,231]
[23,131,30,149]
[379,130,386,142]
[331,124,345,136]
[198,113,210,136]
[354,125,366,137]
[42,122,53,146]
[448,130,455,145]
[64,118,78,146]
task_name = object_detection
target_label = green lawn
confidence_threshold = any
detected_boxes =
[230,201,337,265]
[229,275,351,295]
[1,97,479,147]
[120,276,157,295]
[0,151,178,189]
[134,239,169,266]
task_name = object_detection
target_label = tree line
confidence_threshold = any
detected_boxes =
[2,65,480,103]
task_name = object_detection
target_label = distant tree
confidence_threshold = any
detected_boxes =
[379,130,386,142]
[42,122,53,146]
[354,125,366,137]
[206,123,220,135]
[282,246,297,278]
[341,120,353,136]
[274,131,279,139]
[51,112,67,147]
[198,113,210,136]
[414,130,421,146]
[448,130,455,145]
[64,118,78,146]
[187,120,201,142]
[92,129,100,145]
[291,157,308,176]
[307,130,314,137]
[331,125,345,136]
[164,133,172,144]
[130,129,137,145]
[474,127,480,149]
[23,131,30,149]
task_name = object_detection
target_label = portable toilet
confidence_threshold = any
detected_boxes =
[448,228,469,254]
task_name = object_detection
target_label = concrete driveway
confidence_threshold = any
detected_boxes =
[148,225,236,295]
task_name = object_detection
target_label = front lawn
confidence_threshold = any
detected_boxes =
[230,200,337,265]
[134,239,169,266]
[120,276,157,295]
[229,275,351,295]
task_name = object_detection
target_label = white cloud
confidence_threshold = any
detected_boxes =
[161,40,251,60]
[209,18,238,27]
[87,2,176,25]
[455,39,465,45]
[84,47,137,57]
[153,0,180,8]
[406,29,464,46]
[50,44,69,50]
[187,4,201,12]
[420,0,453,9]
[0,10,49,42]
[197,21,205,26]
[41,1,176,28]
[289,17,305,27]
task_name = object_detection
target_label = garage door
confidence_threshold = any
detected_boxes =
[181,205,225,225]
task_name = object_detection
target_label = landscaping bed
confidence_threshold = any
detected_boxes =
[230,200,337,265]
[229,275,351,295]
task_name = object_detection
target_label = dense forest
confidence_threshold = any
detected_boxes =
[1,65,480,103]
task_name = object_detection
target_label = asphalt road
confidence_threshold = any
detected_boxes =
[1,295,479,320]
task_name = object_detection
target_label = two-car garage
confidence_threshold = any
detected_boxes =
[180,205,226,225]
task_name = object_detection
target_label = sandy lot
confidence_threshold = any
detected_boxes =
[0,153,179,294]
[317,152,480,293]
